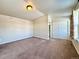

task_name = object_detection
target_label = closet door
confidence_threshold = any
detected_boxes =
[51,19,70,39]
[73,10,79,40]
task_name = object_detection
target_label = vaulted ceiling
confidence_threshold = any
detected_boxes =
[0,0,78,20]
[32,0,78,16]
[0,0,44,20]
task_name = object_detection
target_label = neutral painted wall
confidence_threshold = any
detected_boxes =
[0,14,33,44]
[72,9,79,55]
[51,17,70,39]
[33,16,70,40]
[73,10,79,40]
[33,15,49,40]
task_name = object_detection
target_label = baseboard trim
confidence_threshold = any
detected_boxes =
[32,36,49,40]
[0,37,33,45]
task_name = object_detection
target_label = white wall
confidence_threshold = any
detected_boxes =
[51,17,70,39]
[33,16,70,40]
[72,9,79,55]
[33,15,49,40]
[0,14,33,44]
[73,10,79,40]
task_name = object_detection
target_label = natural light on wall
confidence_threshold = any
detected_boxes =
[48,15,52,38]
[48,15,52,25]
[73,10,79,42]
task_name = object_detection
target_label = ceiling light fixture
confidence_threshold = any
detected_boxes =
[24,0,33,11]
[26,4,33,10]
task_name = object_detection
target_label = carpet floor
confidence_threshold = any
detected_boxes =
[0,37,79,59]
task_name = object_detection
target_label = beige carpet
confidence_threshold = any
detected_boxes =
[0,37,79,59]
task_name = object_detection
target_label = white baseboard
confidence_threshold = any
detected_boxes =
[72,40,79,55]
[0,37,32,45]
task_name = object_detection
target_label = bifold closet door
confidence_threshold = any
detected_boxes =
[51,19,70,39]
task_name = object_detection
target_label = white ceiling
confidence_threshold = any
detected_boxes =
[32,0,78,16]
[75,2,79,10]
[0,0,78,20]
[0,0,44,20]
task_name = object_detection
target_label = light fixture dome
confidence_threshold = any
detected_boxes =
[24,0,36,11]
[26,5,33,10]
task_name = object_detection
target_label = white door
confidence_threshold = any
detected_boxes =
[51,19,70,39]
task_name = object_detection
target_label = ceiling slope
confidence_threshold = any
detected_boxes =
[0,0,44,20]
[0,0,78,20]
[32,0,78,16]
